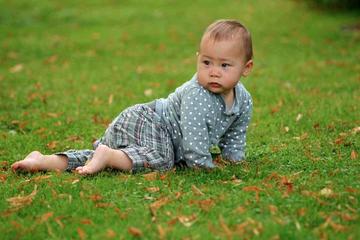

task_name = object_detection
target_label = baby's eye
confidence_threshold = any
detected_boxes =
[221,63,231,68]
[203,60,210,66]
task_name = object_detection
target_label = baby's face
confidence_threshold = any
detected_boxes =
[197,37,252,98]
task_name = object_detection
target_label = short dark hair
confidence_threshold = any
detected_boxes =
[202,19,253,61]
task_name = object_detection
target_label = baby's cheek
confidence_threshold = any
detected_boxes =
[197,75,207,87]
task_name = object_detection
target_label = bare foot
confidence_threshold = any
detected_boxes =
[76,145,111,175]
[11,151,45,172]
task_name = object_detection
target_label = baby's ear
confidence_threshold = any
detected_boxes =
[242,60,253,77]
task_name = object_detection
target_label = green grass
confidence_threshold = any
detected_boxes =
[0,0,359,239]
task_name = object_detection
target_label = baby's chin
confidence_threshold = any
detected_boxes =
[202,85,223,95]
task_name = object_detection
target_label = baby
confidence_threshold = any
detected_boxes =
[11,19,254,175]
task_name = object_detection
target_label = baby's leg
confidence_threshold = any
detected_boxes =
[11,151,68,172]
[76,144,132,175]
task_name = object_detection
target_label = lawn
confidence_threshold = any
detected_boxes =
[0,0,359,239]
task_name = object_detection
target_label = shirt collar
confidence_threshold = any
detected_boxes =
[193,73,242,116]
[223,84,241,116]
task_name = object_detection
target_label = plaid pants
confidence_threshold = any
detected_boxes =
[57,103,174,172]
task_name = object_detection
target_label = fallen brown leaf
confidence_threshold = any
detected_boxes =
[319,188,333,198]
[189,199,215,212]
[66,135,82,142]
[106,229,116,238]
[219,215,233,239]
[350,150,358,160]
[351,126,360,134]
[77,228,86,240]
[297,208,307,217]
[296,113,303,122]
[7,185,38,210]
[178,214,197,227]
[268,205,278,215]
[128,227,143,237]
[39,212,54,224]
[174,191,182,199]
[144,89,153,97]
[46,141,58,150]
[157,225,167,239]
[234,206,246,214]
[9,64,24,73]
[31,175,52,182]
[95,203,114,208]
[191,184,205,196]
[198,199,215,212]
[81,219,93,225]
[149,197,170,216]
[293,132,308,141]
[146,187,160,193]
[54,217,64,228]
[108,94,114,105]
[281,176,293,197]
[143,172,158,181]
[243,186,262,202]
[0,173,7,182]
[89,194,103,202]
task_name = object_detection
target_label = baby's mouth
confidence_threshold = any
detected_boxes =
[208,82,221,88]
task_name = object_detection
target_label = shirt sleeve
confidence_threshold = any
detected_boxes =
[180,88,215,168]
[219,97,253,162]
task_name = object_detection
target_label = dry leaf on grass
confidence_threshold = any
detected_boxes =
[77,228,86,240]
[143,172,158,181]
[191,184,204,196]
[144,89,153,97]
[146,187,160,193]
[268,205,278,215]
[149,197,170,216]
[350,150,358,160]
[6,185,38,210]
[157,225,167,239]
[81,219,93,225]
[9,64,24,73]
[319,188,333,198]
[108,94,114,105]
[0,173,7,182]
[219,215,233,239]
[128,227,143,237]
[39,212,54,224]
[89,194,103,202]
[178,214,197,227]
[243,186,262,202]
[106,229,116,238]
[46,141,58,150]
[189,199,215,212]
[296,113,303,122]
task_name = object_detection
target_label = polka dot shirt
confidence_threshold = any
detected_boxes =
[154,74,253,168]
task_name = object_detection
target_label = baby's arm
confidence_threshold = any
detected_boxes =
[220,98,252,162]
[180,89,215,168]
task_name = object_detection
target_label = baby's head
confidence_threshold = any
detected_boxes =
[197,19,253,97]
[202,19,253,62]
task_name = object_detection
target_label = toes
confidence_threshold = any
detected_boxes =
[76,166,90,175]
[11,163,19,171]
[11,162,24,172]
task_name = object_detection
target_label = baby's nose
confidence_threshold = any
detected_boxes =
[209,67,221,77]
